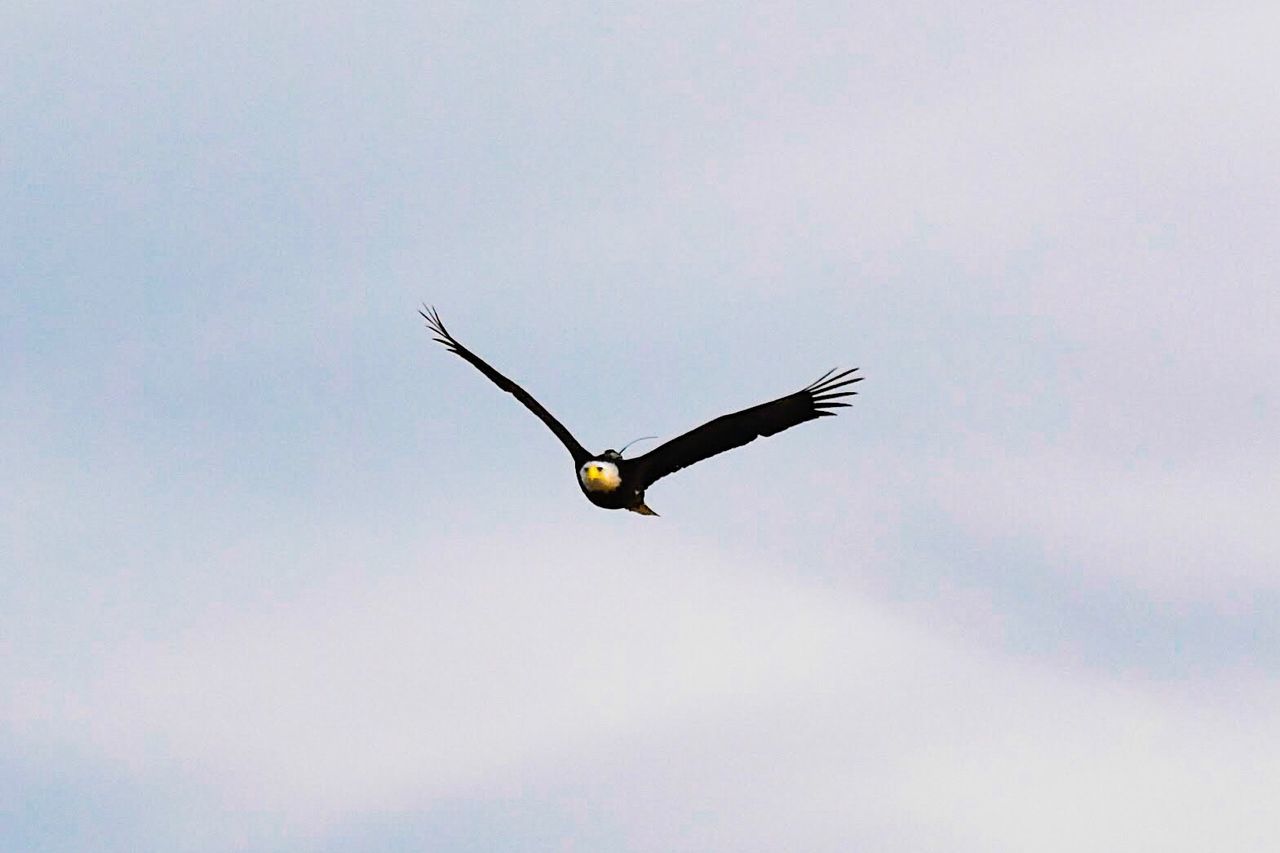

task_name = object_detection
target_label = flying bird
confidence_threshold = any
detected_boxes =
[421,306,860,516]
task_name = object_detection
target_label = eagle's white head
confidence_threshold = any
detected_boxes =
[579,459,622,492]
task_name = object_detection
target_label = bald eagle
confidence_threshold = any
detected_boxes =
[422,306,860,516]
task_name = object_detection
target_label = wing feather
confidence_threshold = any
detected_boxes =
[421,306,590,464]
[630,368,862,487]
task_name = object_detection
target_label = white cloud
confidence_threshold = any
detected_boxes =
[7,521,1278,849]
[888,670,1280,852]
[11,531,844,819]
[707,2,1279,263]
[927,444,1280,600]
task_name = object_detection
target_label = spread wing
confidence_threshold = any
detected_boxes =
[629,368,861,488]
[421,306,590,465]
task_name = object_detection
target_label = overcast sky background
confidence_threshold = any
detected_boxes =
[4,2,1279,850]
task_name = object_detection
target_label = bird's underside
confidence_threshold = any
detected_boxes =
[421,306,861,515]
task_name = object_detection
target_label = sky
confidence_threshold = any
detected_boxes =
[3,1,1279,850]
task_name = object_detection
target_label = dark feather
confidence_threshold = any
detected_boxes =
[420,306,590,465]
[630,368,862,487]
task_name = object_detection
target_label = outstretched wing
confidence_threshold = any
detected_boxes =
[421,306,590,465]
[629,368,861,487]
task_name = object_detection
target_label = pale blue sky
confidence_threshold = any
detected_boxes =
[4,2,1279,850]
